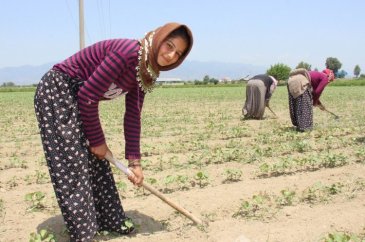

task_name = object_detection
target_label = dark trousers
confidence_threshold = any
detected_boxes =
[34,70,127,242]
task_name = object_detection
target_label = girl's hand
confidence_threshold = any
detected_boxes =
[90,143,110,160]
[128,162,144,186]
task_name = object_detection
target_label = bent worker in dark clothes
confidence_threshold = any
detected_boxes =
[242,74,278,119]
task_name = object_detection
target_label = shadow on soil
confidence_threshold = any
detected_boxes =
[37,210,166,241]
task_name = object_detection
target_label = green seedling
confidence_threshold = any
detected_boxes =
[223,168,242,183]
[121,218,135,232]
[163,175,176,193]
[145,177,157,185]
[176,175,189,190]
[233,192,275,219]
[322,153,347,168]
[25,191,46,212]
[259,163,270,174]
[25,170,49,185]
[300,181,345,204]
[327,183,343,195]
[355,147,365,163]
[116,181,127,193]
[5,156,28,169]
[322,231,364,242]
[29,229,56,242]
[140,159,152,169]
[293,140,311,153]
[276,188,296,206]
[194,171,209,188]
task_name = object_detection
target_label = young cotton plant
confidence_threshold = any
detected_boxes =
[194,171,209,188]
[25,191,46,212]
[233,192,277,220]
[223,168,243,183]
[29,229,56,242]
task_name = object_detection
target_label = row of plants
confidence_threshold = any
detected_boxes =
[257,152,348,177]
[233,178,365,220]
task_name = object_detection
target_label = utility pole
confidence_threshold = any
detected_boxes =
[79,0,85,49]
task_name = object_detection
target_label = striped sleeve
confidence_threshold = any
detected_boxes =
[78,51,128,147]
[124,85,145,159]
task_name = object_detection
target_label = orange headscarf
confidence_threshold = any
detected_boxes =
[136,22,193,92]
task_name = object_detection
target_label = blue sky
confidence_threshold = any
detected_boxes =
[1,0,364,74]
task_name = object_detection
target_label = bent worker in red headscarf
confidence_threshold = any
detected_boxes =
[287,68,335,132]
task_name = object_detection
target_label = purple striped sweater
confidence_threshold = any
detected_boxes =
[53,39,145,159]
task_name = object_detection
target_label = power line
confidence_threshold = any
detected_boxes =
[96,0,106,39]
[64,0,78,30]
[108,0,112,37]
[64,0,92,46]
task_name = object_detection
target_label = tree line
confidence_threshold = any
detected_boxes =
[193,57,363,85]
[266,57,363,81]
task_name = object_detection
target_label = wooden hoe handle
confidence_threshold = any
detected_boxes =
[105,151,203,225]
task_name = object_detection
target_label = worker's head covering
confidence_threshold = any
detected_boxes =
[137,22,193,92]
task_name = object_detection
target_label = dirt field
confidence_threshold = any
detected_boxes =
[0,85,364,242]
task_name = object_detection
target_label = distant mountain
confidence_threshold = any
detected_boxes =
[0,62,56,85]
[0,60,266,85]
[160,60,266,80]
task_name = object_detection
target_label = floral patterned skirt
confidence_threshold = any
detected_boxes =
[34,69,131,241]
[288,85,313,132]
